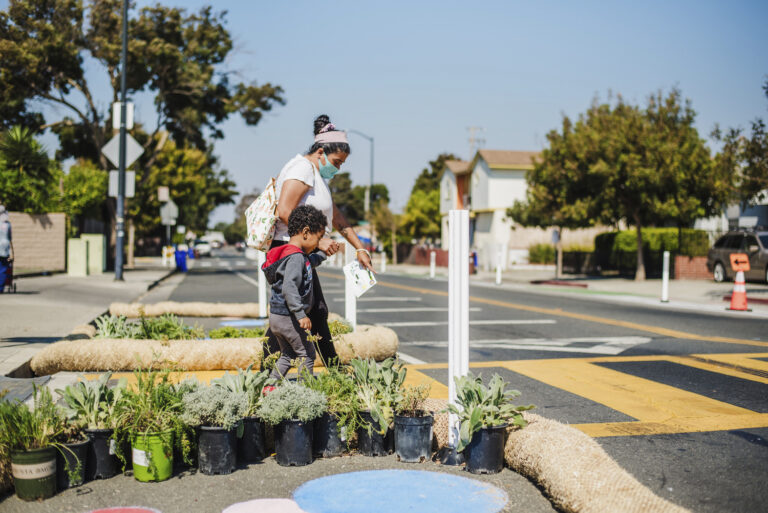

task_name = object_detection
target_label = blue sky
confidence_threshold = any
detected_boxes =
[15,0,768,225]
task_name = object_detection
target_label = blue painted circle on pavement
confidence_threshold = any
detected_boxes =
[219,319,267,327]
[293,469,507,513]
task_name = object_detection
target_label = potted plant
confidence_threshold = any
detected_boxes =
[301,365,360,458]
[113,368,191,482]
[212,364,274,464]
[394,383,433,463]
[0,387,63,501]
[56,372,126,480]
[350,358,405,456]
[180,385,249,475]
[446,372,534,474]
[52,415,89,490]
[256,381,326,466]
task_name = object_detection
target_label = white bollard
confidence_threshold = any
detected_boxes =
[380,252,386,273]
[661,250,670,303]
[430,250,436,279]
[447,210,470,452]
[257,251,268,318]
[495,245,503,285]
[345,244,357,330]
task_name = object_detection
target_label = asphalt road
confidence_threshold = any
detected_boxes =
[168,249,768,513]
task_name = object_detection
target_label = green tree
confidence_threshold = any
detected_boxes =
[61,159,108,233]
[509,90,725,280]
[400,153,457,241]
[0,126,60,213]
[126,138,236,237]
[328,172,389,225]
[0,0,284,168]
[712,80,768,206]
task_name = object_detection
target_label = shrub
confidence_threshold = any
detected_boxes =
[350,358,406,434]
[256,381,326,424]
[209,326,265,339]
[528,243,555,264]
[94,314,205,340]
[212,364,274,417]
[301,366,360,439]
[180,386,249,430]
[56,372,127,430]
[595,228,710,257]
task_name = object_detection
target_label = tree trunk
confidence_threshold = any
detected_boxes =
[635,220,646,281]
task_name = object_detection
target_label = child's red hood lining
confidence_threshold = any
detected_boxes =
[262,244,304,269]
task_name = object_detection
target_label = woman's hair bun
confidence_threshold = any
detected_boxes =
[313,114,331,135]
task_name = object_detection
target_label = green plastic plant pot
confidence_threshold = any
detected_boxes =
[11,446,57,501]
[131,430,174,482]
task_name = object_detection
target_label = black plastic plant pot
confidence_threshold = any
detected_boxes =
[274,419,313,466]
[313,412,344,458]
[84,428,120,480]
[198,425,237,475]
[357,410,393,457]
[238,416,266,464]
[56,439,89,490]
[394,413,433,463]
[463,424,507,475]
[11,446,57,501]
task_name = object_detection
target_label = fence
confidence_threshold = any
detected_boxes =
[7,212,67,273]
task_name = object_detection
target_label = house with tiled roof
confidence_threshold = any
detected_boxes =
[440,149,602,270]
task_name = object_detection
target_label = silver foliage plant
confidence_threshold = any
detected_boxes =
[179,386,249,430]
[256,381,326,424]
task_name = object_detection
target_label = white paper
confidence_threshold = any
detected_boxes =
[343,261,377,297]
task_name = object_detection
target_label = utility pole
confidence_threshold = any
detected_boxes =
[467,126,485,158]
[114,0,129,281]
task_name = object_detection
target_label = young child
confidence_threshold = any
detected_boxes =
[261,205,328,379]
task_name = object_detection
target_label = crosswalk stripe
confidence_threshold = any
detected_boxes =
[380,319,555,327]
[332,297,423,302]
[358,307,482,313]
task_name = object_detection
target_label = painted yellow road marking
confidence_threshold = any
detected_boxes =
[318,271,768,349]
[403,353,768,437]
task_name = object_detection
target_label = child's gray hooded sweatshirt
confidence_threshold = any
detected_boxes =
[261,244,326,319]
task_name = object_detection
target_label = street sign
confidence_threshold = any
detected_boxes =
[160,200,179,226]
[730,253,750,272]
[112,102,134,130]
[157,186,169,202]
[101,134,143,168]
[108,170,135,198]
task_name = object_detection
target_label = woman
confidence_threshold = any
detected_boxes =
[264,114,374,366]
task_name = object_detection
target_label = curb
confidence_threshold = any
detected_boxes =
[723,294,768,305]
[530,280,588,288]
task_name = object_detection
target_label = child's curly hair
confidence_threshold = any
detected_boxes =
[287,205,328,236]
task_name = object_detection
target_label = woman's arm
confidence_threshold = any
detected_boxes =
[332,203,374,272]
[276,179,311,226]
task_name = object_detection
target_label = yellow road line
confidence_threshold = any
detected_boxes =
[319,271,768,349]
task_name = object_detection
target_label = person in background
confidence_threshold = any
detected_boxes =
[0,205,13,293]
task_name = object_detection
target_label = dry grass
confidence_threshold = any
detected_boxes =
[109,302,261,318]
[505,412,690,513]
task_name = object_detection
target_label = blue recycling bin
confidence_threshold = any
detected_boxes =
[174,249,188,272]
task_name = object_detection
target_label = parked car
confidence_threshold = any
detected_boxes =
[706,230,768,283]
[194,239,212,257]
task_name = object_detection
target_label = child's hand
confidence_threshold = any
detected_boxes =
[298,317,312,331]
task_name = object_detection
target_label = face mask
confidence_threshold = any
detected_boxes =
[318,154,339,179]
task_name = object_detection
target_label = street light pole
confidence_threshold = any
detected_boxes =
[115,0,128,281]
[347,130,374,217]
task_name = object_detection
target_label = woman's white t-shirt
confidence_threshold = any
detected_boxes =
[273,154,334,241]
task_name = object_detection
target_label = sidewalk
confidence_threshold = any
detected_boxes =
[380,263,768,318]
[0,266,172,377]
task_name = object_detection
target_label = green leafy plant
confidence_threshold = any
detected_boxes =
[212,364,275,417]
[396,383,431,417]
[113,368,194,472]
[445,372,535,452]
[256,381,326,425]
[301,366,360,442]
[95,315,139,339]
[180,385,249,431]
[350,358,406,435]
[208,326,266,339]
[56,372,127,430]
[94,314,205,340]
[528,243,556,264]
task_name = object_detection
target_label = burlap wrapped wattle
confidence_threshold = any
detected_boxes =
[109,301,261,318]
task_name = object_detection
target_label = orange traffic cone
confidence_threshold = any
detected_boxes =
[727,270,750,311]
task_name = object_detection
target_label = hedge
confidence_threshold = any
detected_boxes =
[528,243,556,264]
[594,228,710,257]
